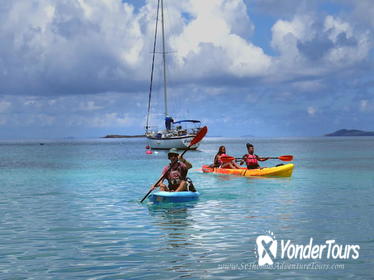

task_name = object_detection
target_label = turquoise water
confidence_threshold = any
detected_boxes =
[0,137,373,279]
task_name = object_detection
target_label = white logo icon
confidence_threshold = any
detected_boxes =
[256,235,277,266]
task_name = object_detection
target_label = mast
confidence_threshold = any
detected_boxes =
[146,0,160,133]
[161,0,168,118]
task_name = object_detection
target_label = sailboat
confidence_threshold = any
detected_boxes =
[145,0,203,150]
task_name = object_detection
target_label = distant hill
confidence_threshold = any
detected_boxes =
[102,134,145,138]
[325,129,374,136]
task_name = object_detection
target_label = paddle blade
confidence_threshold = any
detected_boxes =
[220,155,236,163]
[190,126,208,146]
[278,155,293,161]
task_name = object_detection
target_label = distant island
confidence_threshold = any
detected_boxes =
[102,134,145,138]
[325,129,374,136]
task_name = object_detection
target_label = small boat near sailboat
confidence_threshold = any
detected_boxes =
[145,0,203,150]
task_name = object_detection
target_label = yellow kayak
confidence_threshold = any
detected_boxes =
[202,163,294,178]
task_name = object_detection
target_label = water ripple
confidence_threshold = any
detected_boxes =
[0,138,373,278]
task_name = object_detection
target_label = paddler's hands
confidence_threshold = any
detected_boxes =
[151,182,162,190]
[152,182,167,190]
[178,155,192,169]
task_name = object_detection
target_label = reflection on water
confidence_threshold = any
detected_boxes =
[147,202,197,248]
[146,203,198,277]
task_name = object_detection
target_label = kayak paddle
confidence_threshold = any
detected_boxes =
[219,155,237,163]
[269,155,293,161]
[220,155,293,163]
[140,126,208,203]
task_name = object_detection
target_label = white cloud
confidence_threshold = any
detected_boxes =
[350,0,374,28]
[359,99,374,112]
[292,80,324,92]
[170,0,271,78]
[245,93,261,104]
[0,100,11,112]
[360,99,368,111]
[270,13,372,79]
[271,15,315,57]
[0,0,371,98]
[73,113,136,128]
[324,15,352,42]
[0,92,146,130]
[307,106,317,116]
[79,101,103,111]
[0,0,274,96]
[10,113,56,126]
[323,16,371,66]
[0,0,153,95]
[24,98,43,108]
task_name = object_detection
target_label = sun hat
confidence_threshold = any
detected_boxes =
[168,148,179,156]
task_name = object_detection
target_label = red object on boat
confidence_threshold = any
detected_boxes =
[146,150,152,154]
[145,145,150,149]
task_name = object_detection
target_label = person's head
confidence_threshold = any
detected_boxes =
[168,148,179,163]
[218,145,226,154]
[246,143,254,154]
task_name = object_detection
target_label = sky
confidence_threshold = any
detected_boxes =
[0,0,373,138]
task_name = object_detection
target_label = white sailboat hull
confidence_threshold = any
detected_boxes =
[147,135,199,150]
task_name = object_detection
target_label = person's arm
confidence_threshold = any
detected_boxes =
[152,166,169,190]
[257,155,269,162]
[151,173,167,190]
[240,155,246,165]
[214,154,222,166]
[178,162,189,180]
[179,156,192,169]
[152,181,167,190]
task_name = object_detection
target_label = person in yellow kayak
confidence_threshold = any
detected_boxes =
[241,143,269,169]
[152,148,196,192]
[212,145,240,169]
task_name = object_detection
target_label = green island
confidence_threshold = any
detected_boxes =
[325,129,374,136]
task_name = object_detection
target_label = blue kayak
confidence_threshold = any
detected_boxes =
[149,191,200,203]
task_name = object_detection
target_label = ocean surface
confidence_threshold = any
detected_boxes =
[0,137,373,279]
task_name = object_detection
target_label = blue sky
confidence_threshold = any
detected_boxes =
[0,0,373,138]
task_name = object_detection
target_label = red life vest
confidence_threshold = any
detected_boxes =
[244,154,259,169]
[162,161,187,187]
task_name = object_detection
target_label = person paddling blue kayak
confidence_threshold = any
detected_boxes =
[151,148,196,192]
[140,126,207,203]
